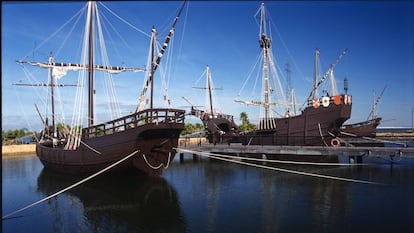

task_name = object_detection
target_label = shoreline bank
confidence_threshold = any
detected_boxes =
[2,144,36,156]
[2,137,208,157]
[3,134,412,157]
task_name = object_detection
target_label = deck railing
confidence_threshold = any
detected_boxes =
[83,108,185,139]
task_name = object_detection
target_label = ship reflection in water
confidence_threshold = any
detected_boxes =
[36,169,187,233]
[2,155,414,233]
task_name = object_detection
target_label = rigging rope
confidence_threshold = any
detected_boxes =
[176,148,383,185]
[318,123,328,146]
[95,6,122,120]
[20,4,86,61]
[340,131,408,147]
[98,2,150,38]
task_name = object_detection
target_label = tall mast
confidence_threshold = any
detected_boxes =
[285,60,291,105]
[344,76,349,94]
[310,48,319,101]
[367,85,386,121]
[87,1,95,127]
[306,48,348,103]
[49,54,57,137]
[259,2,275,129]
[206,66,214,117]
[136,0,187,111]
[371,90,376,120]
[150,27,156,110]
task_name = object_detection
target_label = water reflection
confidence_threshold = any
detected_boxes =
[169,156,414,233]
[2,155,40,179]
[3,155,414,233]
[36,169,187,233]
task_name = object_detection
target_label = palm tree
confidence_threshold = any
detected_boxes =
[239,112,256,132]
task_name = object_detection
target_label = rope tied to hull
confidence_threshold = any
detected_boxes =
[318,123,328,146]
[2,150,140,220]
[142,152,172,170]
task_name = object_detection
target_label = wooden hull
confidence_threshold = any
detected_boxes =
[240,100,352,146]
[36,109,185,177]
[341,117,382,137]
[205,116,240,144]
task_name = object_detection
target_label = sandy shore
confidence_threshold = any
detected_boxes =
[376,132,414,138]
[2,144,36,156]
[179,137,208,146]
[3,134,410,157]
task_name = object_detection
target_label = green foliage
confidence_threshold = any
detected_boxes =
[181,122,205,135]
[239,112,256,132]
[57,122,71,132]
[71,125,83,134]
[2,128,36,143]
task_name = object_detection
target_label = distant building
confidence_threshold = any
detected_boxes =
[16,136,35,144]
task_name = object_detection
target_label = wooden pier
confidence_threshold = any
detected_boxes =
[177,143,414,163]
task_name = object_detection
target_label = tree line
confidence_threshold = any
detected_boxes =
[181,112,257,136]
[2,128,36,143]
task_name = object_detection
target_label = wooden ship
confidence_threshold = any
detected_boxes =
[14,1,187,176]
[184,65,240,144]
[341,86,386,138]
[234,2,352,146]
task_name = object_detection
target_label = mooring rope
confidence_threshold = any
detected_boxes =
[142,154,164,169]
[328,131,354,147]
[177,148,384,185]
[2,150,140,220]
[318,123,328,146]
[179,148,365,166]
[164,152,172,169]
[180,149,368,166]
[142,152,172,170]
[340,131,408,147]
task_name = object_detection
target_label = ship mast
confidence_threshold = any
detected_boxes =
[257,2,277,130]
[306,48,348,103]
[137,0,187,112]
[367,85,386,121]
[233,2,280,130]
[150,27,156,110]
[259,3,271,126]
[206,66,215,117]
[191,65,223,118]
[285,60,291,106]
[310,48,320,101]
[87,1,95,127]
[49,55,57,137]
[16,1,145,132]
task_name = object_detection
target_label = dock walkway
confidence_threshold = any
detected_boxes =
[178,143,414,163]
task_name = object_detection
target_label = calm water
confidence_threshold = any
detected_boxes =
[2,153,414,233]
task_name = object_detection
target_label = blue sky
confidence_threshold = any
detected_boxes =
[2,1,414,132]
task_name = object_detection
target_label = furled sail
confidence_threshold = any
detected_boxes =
[16,60,145,79]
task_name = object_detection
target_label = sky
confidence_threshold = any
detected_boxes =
[2,1,414,132]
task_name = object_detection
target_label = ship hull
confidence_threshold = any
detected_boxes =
[240,100,352,146]
[36,109,185,177]
[205,116,240,144]
[341,117,382,137]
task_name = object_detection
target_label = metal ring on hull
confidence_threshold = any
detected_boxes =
[331,138,340,147]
